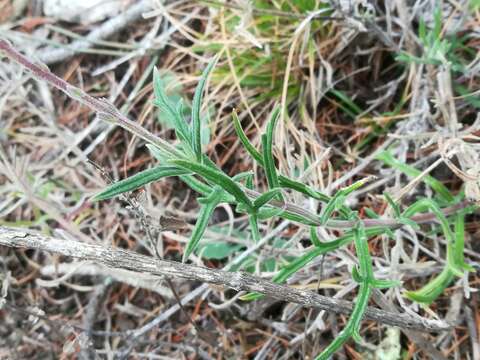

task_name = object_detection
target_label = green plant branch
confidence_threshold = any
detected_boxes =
[0,38,472,233]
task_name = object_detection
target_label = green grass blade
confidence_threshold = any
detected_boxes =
[93,166,189,201]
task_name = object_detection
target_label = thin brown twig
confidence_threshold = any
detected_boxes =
[0,226,451,332]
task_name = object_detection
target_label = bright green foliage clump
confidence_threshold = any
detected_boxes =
[377,151,475,304]
[194,1,333,103]
[93,59,475,358]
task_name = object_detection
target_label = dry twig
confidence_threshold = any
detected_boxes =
[0,226,451,332]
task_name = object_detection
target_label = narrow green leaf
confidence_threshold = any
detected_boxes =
[320,178,371,224]
[93,166,189,201]
[262,134,279,188]
[376,151,454,203]
[271,234,355,284]
[241,227,388,302]
[232,110,264,164]
[278,175,330,203]
[364,208,380,219]
[262,107,281,191]
[352,221,375,282]
[232,171,255,182]
[419,17,426,42]
[192,58,217,162]
[401,198,466,302]
[240,292,263,301]
[266,106,281,142]
[315,283,371,359]
[370,279,401,289]
[397,217,420,229]
[170,159,254,212]
[183,186,224,262]
[256,206,284,220]
[454,213,475,272]
[320,192,345,225]
[433,7,442,39]
[245,172,254,189]
[310,227,322,248]
[179,175,212,196]
[351,266,363,283]
[384,193,401,218]
[404,268,455,304]
[232,111,335,206]
[248,214,261,242]
[153,68,191,145]
[253,188,282,210]
[199,242,244,260]
[403,199,461,274]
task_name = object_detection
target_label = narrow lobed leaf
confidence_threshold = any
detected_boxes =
[384,192,401,218]
[93,166,189,201]
[253,188,282,210]
[404,268,455,304]
[153,68,191,146]
[183,186,224,262]
[262,107,281,190]
[278,175,331,203]
[376,151,454,203]
[170,159,254,212]
[191,57,217,162]
[232,110,264,164]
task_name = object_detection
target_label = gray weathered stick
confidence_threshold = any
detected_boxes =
[0,226,450,332]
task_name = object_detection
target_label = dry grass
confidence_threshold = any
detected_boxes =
[0,1,479,359]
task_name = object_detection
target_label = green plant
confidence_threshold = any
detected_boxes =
[396,6,476,74]
[194,1,333,106]
[377,151,475,304]
[92,60,475,358]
